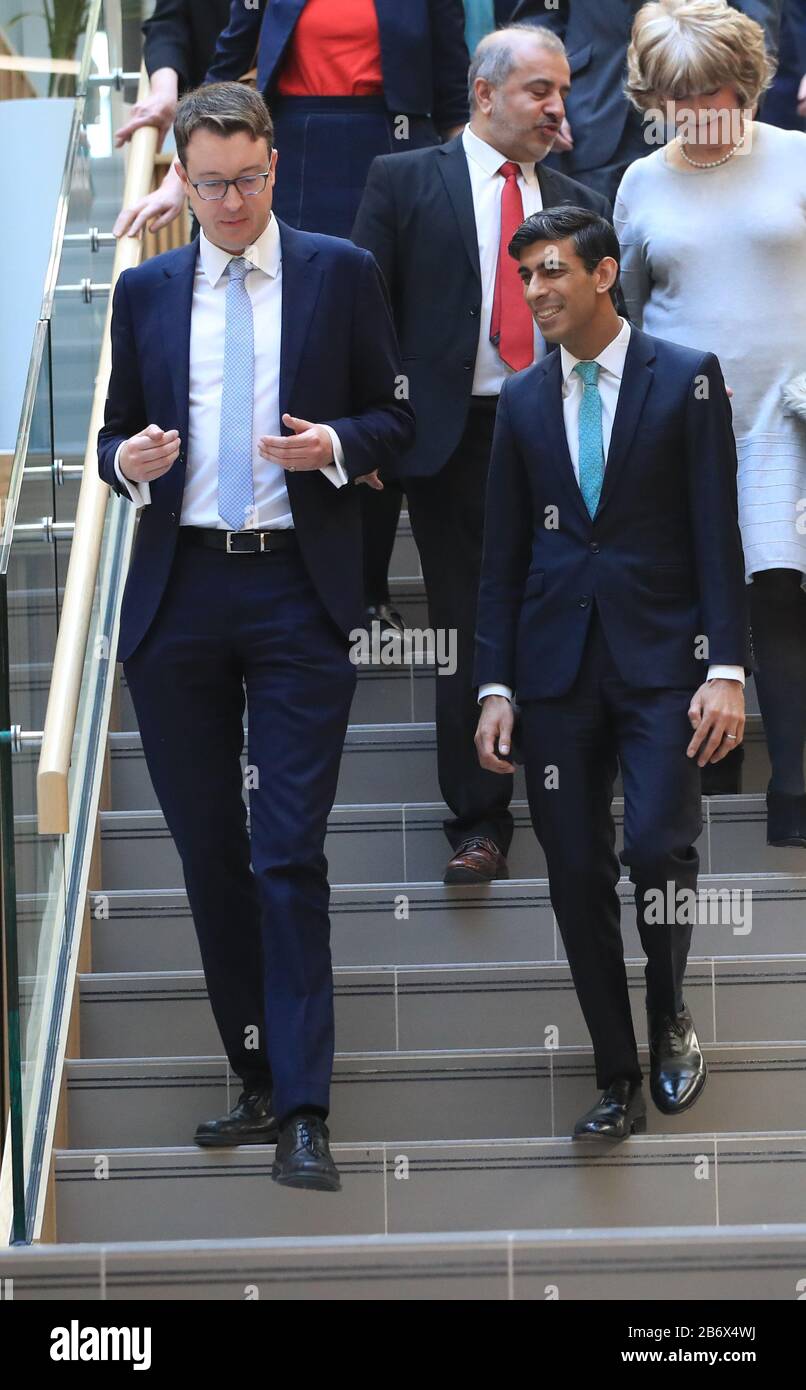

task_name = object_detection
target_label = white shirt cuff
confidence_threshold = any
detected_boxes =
[706,664,745,687]
[320,427,348,488]
[478,683,513,704]
[114,444,151,508]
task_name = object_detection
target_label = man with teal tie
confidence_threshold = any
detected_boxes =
[473,207,750,1141]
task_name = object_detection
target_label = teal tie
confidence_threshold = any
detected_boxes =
[464,0,496,50]
[574,360,605,518]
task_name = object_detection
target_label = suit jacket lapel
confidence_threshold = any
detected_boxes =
[277,219,324,416]
[536,351,591,527]
[257,0,306,93]
[536,162,566,210]
[157,240,198,507]
[595,328,656,520]
[437,136,481,284]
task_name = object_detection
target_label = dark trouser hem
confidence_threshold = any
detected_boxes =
[240,1071,274,1094]
[278,1102,329,1128]
[444,812,514,856]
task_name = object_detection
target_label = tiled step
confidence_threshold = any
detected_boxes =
[80,874,806,975]
[82,797,805,898]
[77,956,806,1059]
[64,1044,806,1151]
[105,724,454,811]
[7,1222,806,1298]
[51,1133,806,1245]
[102,717,770,813]
[118,664,764,735]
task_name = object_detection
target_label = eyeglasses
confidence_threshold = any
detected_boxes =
[189,171,271,202]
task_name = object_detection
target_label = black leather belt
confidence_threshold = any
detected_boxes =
[179,527,299,554]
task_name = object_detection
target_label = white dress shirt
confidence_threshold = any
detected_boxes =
[462,123,545,394]
[114,214,347,524]
[479,317,744,701]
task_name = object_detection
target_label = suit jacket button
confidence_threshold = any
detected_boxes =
[589,542,600,554]
[463,358,473,370]
[470,306,479,317]
[579,595,591,608]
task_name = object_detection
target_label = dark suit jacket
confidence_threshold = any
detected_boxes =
[205,0,469,129]
[511,0,784,174]
[474,329,750,698]
[782,0,806,70]
[351,134,613,477]
[142,0,232,92]
[98,223,415,662]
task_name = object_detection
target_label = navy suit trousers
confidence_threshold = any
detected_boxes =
[123,532,357,1122]
[520,609,702,1088]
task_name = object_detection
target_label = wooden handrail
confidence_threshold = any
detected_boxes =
[0,56,80,75]
[36,67,159,834]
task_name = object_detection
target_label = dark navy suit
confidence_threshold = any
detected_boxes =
[474,329,750,1086]
[98,223,414,1121]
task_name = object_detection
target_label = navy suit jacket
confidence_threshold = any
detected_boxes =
[782,0,806,70]
[474,329,750,698]
[205,0,469,129]
[98,222,415,663]
[511,0,783,173]
[352,134,614,478]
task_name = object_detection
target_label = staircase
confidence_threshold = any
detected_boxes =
[5,483,806,1299]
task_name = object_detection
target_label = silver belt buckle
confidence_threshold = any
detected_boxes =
[225,531,256,554]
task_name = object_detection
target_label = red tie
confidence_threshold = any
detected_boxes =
[490,161,534,372]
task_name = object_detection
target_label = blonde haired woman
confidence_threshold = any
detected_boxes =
[615,0,806,848]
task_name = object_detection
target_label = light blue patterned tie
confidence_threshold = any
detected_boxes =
[218,256,255,530]
[574,360,605,518]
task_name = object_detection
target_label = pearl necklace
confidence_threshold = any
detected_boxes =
[678,131,747,169]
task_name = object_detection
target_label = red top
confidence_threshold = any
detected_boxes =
[277,0,384,97]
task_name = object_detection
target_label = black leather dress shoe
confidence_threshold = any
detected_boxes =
[194,1087,278,1147]
[573,1079,647,1140]
[767,789,806,848]
[648,1004,707,1114]
[271,1114,341,1192]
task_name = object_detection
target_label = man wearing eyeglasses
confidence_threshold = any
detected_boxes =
[98,82,414,1194]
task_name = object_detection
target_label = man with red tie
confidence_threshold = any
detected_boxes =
[353,24,614,883]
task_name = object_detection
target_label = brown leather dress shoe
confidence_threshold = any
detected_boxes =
[444,837,509,885]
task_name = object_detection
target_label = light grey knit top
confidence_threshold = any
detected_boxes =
[614,122,806,581]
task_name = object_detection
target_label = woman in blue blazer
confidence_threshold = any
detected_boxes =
[206,0,470,236]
